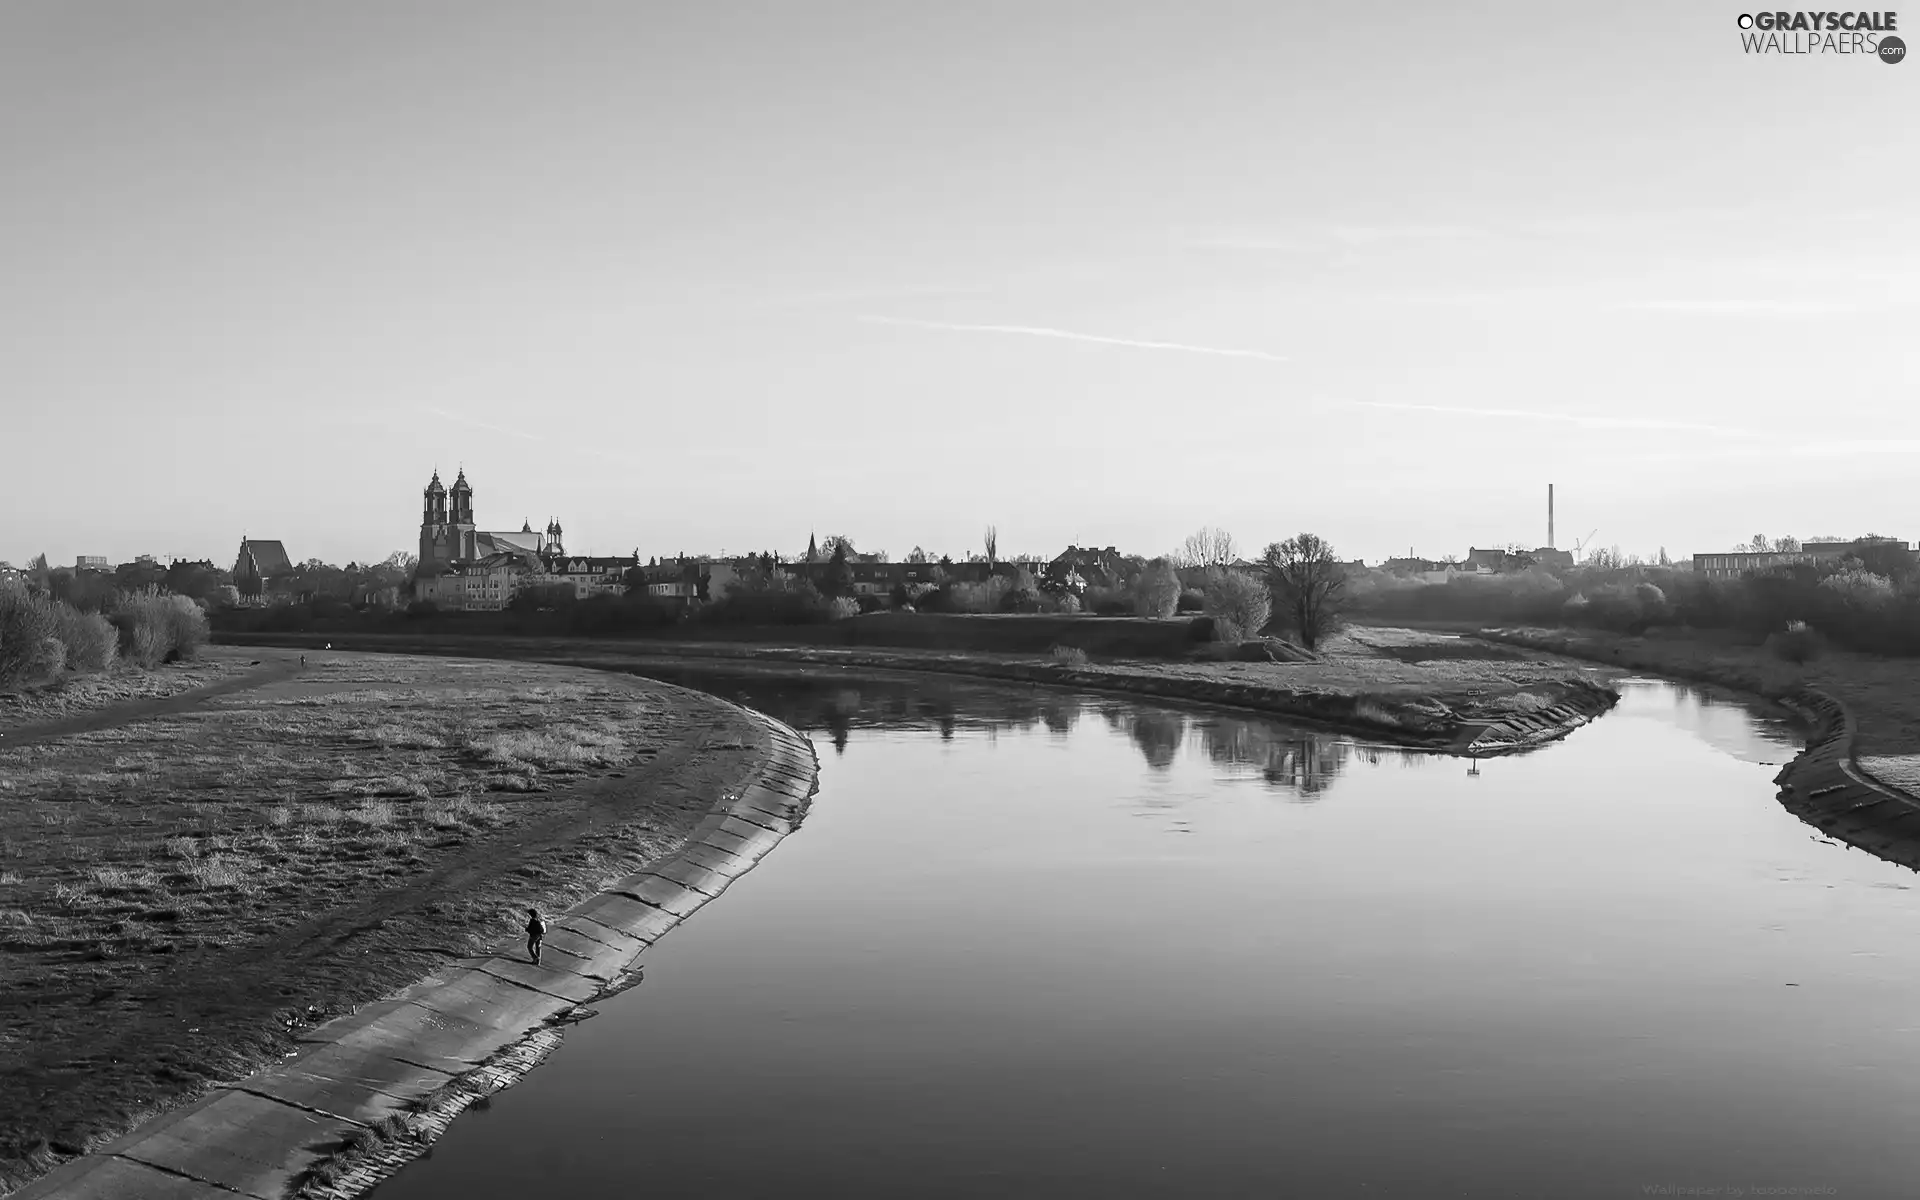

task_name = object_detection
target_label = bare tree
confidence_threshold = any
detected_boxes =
[1261,533,1347,650]
[1743,534,1773,553]
[1175,526,1237,569]
[983,525,998,569]
[821,534,857,559]
[1586,545,1625,571]
[907,546,929,563]
[1776,535,1801,552]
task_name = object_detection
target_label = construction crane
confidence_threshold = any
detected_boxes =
[1573,529,1599,561]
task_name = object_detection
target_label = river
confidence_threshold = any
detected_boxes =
[372,671,1920,1199]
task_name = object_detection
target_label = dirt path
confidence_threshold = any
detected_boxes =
[0,650,304,749]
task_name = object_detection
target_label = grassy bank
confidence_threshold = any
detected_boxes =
[1476,626,1920,760]
[218,626,1621,752]
[0,649,765,1194]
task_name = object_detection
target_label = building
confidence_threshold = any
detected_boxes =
[75,555,109,571]
[1693,537,1912,580]
[232,539,293,598]
[411,467,641,607]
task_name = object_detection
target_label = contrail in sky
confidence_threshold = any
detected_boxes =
[1326,397,1779,440]
[858,315,1292,363]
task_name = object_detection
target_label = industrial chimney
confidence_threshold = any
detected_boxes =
[1548,484,1555,550]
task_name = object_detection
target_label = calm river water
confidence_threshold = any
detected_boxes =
[375,671,1920,1199]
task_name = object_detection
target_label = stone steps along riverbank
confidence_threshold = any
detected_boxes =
[12,707,821,1200]
[212,633,1620,757]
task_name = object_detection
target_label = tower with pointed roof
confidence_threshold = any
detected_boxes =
[418,468,479,573]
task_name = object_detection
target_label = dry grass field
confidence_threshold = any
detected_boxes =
[0,649,765,1193]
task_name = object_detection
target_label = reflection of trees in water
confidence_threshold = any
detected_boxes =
[1193,717,1352,799]
[1126,711,1188,771]
[651,668,1364,792]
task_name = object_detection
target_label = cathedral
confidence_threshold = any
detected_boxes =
[417,468,565,574]
[413,468,635,611]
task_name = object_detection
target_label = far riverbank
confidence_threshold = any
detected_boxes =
[216,626,1621,756]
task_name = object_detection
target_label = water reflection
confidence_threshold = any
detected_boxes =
[630,666,1370,799]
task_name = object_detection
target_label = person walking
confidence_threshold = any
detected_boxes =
[526,908,546,965]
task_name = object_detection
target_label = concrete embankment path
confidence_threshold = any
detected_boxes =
[1775,689,1920,870]
[14,708,820,1200]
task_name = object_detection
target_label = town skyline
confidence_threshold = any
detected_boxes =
[5,3,1914,571]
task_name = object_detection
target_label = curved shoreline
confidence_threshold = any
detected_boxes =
[1475,628,1920,871]
[12,693,821,1200]
[215,632,1620,757]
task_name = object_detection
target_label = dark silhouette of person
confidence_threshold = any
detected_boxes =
[526,908,546,964]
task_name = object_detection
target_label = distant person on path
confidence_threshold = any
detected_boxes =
[526,908,546,964]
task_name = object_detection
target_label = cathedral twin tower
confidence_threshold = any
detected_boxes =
[418,468,563,574]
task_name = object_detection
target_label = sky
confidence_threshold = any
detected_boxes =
[3,1,1915,569]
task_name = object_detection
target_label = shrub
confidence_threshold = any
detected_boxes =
[946,576,1012,614]
[855,594,886,614]
[1821,569,1895,610]
[1201,568,1271,642]
[1766,621,1827,664]
[999,588,1044,614]
[828,597,860,620]
[31,635,66,678]
[1134,559,1182,619]
[109,591,210,667]
[1176,589,1206,614]
[1057,593,1082,615]
[1083,585,1132,616]
[702,580,834,625]
[0,585,59,686]
[164,595,209,660]
[913,587,951,613]
[1049,644,1088,667]
[889,582,912,609]
[52,606,118,672]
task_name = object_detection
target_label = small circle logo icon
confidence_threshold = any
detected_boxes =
[1737,13,1754,28]
[1881,35,1906,63]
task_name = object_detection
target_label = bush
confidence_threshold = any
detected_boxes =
[1766,621,1827,664]
[828,597,860,620]
[32,636,67,677]
[1201,568,1272,641]
[889,582,912,610]
[1083,585,1131,616]
[855,594,887,614]
[51,605,117,672]
[701,582,835,625]
[1057,593,1082,615]
[1049,644,1089,667]
[946,577,1012,614]
[999,588,1044,614]
[1176,589,1206,614]
[0,585,59,686]
[109,592,209,667]
[1134,559,1182,619]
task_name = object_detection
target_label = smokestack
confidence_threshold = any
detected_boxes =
[1548,484,1555,550]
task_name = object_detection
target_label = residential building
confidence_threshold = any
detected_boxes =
[75,555,109,571]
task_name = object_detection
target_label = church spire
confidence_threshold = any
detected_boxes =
[806,531,819,562]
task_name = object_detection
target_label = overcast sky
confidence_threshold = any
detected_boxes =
[3,2,1914,568]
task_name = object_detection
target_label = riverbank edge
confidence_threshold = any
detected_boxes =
[1477,628,1920,871]
[215,632,1620,757]
[11,696,822,1200]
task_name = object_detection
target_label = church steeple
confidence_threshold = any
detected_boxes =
[450,467,473,526]
[806,531,819,562]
